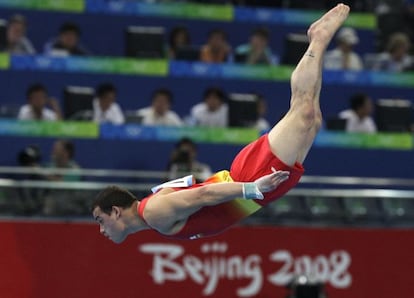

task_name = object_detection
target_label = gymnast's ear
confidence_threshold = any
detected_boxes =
[111,206,122,219]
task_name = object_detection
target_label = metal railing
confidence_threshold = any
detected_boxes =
[1,166,414,194]
[1,166,413,226]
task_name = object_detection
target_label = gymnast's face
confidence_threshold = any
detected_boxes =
[93,206,127,244]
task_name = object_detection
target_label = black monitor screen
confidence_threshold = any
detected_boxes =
[64,86,94,120]
[325,118,347,131]
[0,19,7,51]
[125,26,165,58]
[175,46,200,61]
[375,99,413,132]
[228,93,258,127]
[282,33,309,65]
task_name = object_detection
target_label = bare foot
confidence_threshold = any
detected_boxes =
[307,3,350,48]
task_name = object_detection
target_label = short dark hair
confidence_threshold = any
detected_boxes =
[26,83,47,99]
[251,27,270,40]
[207,28,227,40]
[96,82,117,98]
[151,88,173,104]
[168,26,191,49]
[203,87,226,102]
[59,22,81,36]
[59,139,75,159]
[175,137,196,150]
[350,93,369,111]
[8,14,27,27]
[92,186,137,214]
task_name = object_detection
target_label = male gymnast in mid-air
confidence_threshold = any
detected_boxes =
[92,4,351,243]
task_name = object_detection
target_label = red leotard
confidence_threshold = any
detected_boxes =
[138,134,304,240]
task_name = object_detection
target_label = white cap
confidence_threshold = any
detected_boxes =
[336,27,359,45]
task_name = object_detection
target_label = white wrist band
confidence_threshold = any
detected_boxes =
[242,183,262,200]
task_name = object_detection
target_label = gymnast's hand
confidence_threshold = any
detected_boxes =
[254,167,290,193]
[243,167,290,200]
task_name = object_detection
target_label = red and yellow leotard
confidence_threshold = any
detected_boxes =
[138,135,304,240]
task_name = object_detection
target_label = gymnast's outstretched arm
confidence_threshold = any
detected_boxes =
[145,169,289,225]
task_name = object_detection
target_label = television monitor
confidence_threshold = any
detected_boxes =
[175,46,200,61]
[282,33,309,65]
[228,93,258,127]
[63,86,95,120]
[375,99,413,132]
[0,19,7,51]
[325,117,347,131]
[125,26,165,58]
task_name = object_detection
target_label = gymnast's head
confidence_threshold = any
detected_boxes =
[92,186,138,244]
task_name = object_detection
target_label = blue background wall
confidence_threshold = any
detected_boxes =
[0,6,413,180]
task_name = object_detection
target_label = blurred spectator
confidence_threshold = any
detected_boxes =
[234,27,277,65]
[200,29,231,63]
[14,144,44,214]
[137,88,183,126]
[372,32,413,72]
[324,27,364,71]
[338,93,377,133]
[93,82,125,125]
[42,139,84,216]
[44,22,90,56]
[375,0,407,50]
[168,26,191,59]
[6,14,36,54]
[44,140,81,182]
[17,83,61,121]
[253,95,271,132]
[188,87,228,127]
[167,137,212,182]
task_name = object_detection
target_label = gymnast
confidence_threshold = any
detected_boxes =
[92,3,351,243]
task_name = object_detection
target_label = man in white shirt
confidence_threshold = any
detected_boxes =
[18,83,61,121]
[189,87,228,127]
[93,83,125,125]
[324,27,363,71]
[137,88,182,126]
[6,14,36,55]
[338,93,377,133]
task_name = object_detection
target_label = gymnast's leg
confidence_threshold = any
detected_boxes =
[268,3,350,166]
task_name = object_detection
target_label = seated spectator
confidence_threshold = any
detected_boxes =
[44,139,81,181]
[200,29,231,63]
[137,88,183,126]
[188,87,228,127]
[324,27,363,71]
[17,83,61,121]
[372,32,413,72]
[234,27,277,65]
[42,139,85,216]
[253,95,271,132]
[93,83,125,125]
[14,144,44,215]
[338,93,377,133]
[168,26,191,59]
[5,14,36,54]
[167,137,212,182]
[44,22,90,56]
